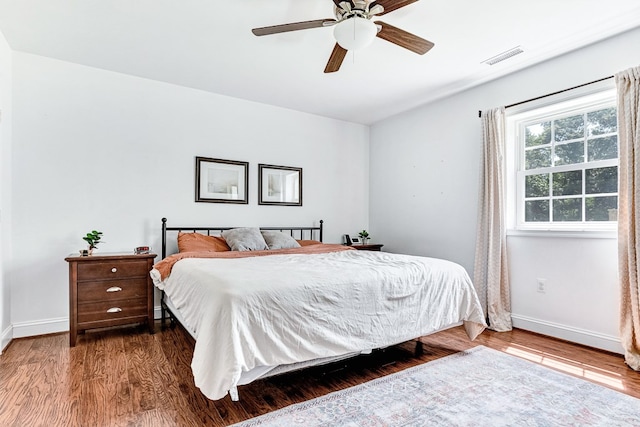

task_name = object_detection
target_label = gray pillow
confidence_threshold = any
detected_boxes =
[222,227,268,251]
[261,231,301,250]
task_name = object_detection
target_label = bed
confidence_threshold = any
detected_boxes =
[151,218,486,401]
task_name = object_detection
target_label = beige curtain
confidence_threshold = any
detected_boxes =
[617,65,640,371]
[473,108,512,331]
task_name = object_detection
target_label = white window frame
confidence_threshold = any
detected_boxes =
[506,81,618,235]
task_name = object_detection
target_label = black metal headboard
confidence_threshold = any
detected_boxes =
[161,217,324,258]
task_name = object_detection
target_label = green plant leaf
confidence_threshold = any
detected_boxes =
[83,230,103,246]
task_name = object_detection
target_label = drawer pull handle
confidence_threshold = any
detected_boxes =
[111,267,117,273]
[107,307,122,313]
[106,286,122,293]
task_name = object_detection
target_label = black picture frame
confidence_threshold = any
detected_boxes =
[195,156,249,204]
[258,164,302,206]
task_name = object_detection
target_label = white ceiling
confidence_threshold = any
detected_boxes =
[1,0,639,125]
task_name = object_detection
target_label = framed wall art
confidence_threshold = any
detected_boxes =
[195,156,249,204]
[258,164,302,206]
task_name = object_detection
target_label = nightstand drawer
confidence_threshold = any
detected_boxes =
[77,298,147,323]
[77,278,147,303]
[78,260,149,280]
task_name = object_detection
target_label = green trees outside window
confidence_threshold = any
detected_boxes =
[521,106,618,224]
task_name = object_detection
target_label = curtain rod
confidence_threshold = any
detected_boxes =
[478,75,614,118]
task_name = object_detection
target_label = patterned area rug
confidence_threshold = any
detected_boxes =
[232,346,640,426]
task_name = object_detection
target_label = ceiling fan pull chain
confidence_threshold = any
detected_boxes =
[352,16,356,42]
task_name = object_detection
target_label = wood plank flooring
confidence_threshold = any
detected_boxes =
[1,323,639,426]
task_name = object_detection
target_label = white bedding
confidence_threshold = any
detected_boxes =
[151,249,486,401]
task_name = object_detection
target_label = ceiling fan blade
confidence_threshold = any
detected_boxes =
[372,0,419,15]
[324,43,348,73]
[376,21,434,54]
[252,19,336,36]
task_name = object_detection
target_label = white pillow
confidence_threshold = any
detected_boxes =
[261,231,301,250]
[221,228,268,251]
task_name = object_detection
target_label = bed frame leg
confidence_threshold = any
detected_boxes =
[161,291,167,330]
[415,340,424,357]
[229,387,239,402]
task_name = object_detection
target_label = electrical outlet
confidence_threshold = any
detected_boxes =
[537,278,547,293]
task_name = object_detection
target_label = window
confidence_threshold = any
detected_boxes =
[507,87,618,232]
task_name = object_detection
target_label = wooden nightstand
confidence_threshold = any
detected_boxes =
[349,243,384,251]
[65,252,157,346]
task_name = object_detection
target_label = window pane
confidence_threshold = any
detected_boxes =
[587,107,617,136]
[525,122,551,147]
[525,147,551,170]
[525,174,549,197]
[554,141,584,165]
[586,196,618,221]
[585,166,618,194]
[525,200,549,222]
[587,136,618,161]
[553,198,582,221]
[555,115,584,142]
[553,170,582,196]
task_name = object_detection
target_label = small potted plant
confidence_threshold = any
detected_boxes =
[83,230,103,255]
[358,229,370,245]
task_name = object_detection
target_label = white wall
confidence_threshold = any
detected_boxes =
[10,52,370,337]
[0,28,12,352]
[370,27,640,353]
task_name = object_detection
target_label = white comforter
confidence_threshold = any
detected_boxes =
[151,249,486,400]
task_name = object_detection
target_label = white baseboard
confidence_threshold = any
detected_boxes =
[12,316,68,339]
[511,314,623,354]
[7,307,166,344]
[0,324,12,354]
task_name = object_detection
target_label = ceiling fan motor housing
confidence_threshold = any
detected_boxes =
[335,0,384,21]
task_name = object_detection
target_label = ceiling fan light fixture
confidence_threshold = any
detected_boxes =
[333,17,377,51]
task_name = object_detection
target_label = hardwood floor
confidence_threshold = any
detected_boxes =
[1,323,639,426]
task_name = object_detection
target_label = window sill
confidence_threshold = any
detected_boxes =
[506,229,617,239]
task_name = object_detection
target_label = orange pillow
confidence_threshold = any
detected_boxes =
[296,239,322,247]
[177,232,230,252]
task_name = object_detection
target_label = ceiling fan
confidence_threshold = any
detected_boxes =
[251,0,434,73]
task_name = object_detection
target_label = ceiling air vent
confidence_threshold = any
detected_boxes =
[482,46,524,65]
